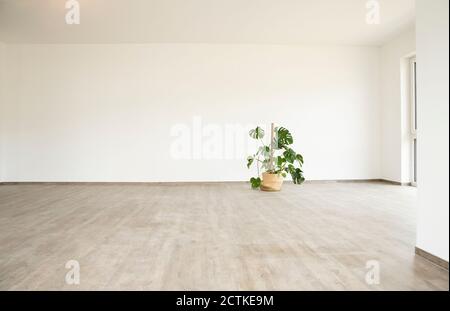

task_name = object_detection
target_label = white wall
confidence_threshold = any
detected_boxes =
[416,0,449,261]
[0,42,5,182]
[1,44,381,182]
[381,29,416,183]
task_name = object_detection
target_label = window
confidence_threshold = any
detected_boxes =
[410,57,417,186]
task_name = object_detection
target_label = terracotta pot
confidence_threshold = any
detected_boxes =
[260,172,284,192]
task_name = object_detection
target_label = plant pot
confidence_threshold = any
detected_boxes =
[260,173,284,192]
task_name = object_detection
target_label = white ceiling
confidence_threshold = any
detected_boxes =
[0,0,415,45]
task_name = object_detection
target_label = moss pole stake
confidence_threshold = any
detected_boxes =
[269,123,275,172]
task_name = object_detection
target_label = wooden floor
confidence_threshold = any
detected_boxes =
[0,182,448,290]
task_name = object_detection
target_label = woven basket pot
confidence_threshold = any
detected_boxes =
[260,173,284,192]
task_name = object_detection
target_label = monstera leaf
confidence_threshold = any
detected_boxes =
[258,146,270,157]
[283,148,297,164]
[290,168,305,185]
[249,127,265,140]
[296,153,304,166]
[247,156,254,169]
[250,177,262,189]
[276,127,293,149]
[277,156,285,166]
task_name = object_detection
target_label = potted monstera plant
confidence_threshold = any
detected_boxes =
[247,124,305,191]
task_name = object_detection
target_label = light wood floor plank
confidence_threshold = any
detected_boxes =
[0,182,448,290]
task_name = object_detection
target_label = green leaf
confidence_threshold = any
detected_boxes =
[250,177,262,189]
[249,127,265,140]
[247,156,254,169]
[258,146,270,157]
[276,127,293,148]
[296,153,304,165]
[287,164,295,173]
[283,148,296,164]
[277,156,285,166]
[290,168,305,185]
